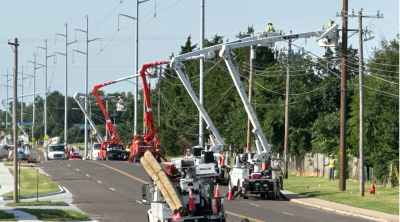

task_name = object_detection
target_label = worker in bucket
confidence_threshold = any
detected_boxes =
[266,23,275,32]
[327,19,334,28]
[324,154,336,181]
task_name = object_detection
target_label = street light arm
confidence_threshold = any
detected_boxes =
[88,38,103,51]
[118,14,136,30]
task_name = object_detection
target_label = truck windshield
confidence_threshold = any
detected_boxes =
[49,145,64,152]
[93,144,101,150]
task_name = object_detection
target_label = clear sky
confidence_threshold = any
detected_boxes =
[0,0,398,109]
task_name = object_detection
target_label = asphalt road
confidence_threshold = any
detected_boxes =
[16,149,373,222]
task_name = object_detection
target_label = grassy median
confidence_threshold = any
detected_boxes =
[6,200,67,207]
[2,168,60,198]
[16,209,88,221]
[284,175,399,215]
[0,210,15,221]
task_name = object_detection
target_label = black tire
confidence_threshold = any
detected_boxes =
[156,156,161,163]
[241,219,250,222]
[243,196,249,199]
[260,193,266,199]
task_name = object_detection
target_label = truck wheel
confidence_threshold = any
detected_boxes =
[260,193,266,199]
[243,196,249,199]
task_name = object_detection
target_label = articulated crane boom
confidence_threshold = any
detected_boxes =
[171,24,339,159]
[127,61,168,162]
[92,74,140,160]
[171,25,339,199]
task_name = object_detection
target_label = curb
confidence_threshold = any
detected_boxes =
[2,185,66,201]
[289,199,390,222]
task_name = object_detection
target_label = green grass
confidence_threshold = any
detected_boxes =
[6,201,67,207]
[16,209,89,221]
[0,211,15,221]
[2,168,60,198]
[284,175,399,215]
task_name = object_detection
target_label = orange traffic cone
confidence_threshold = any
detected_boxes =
[215,183,220,197]
[188,187,196,211]
[227,184,233,200]
[38,155,41,163]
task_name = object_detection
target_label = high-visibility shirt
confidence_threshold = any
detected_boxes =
[266,25,275,32]
[329,159,335,167]
[327,22,332,28]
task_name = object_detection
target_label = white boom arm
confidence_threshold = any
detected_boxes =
[73,92,132,143]
[73,92,104,142]
[1,100,27,135]
[171,25,339,155]
[170,59,225,152]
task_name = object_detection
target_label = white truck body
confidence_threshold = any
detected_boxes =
[92,142,101,160]
[45,137,66,160]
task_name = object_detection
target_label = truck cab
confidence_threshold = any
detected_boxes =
[47,144,67,160]
[92,142,101,160]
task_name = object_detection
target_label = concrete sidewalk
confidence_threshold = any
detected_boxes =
[281,190,399,222]
[0,162,92,221]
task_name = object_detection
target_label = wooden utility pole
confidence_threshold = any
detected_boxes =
[246,44,255,153]
[337,8,383,195]
[8,38,19,203]
[283,30,292,179]
[358,10,364,197]
[339,0,348,192]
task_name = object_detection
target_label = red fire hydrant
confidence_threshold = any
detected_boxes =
[369,184,375,194]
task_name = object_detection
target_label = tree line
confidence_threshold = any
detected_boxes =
[1,30,398,185]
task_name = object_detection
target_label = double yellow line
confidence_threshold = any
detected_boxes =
[91,160,265,222]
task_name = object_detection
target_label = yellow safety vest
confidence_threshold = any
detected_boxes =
[327,22,332,29]
[329,159,335,167]
[266,25,275,32]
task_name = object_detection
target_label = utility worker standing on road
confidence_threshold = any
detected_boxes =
[327,20,334,28]
[266,23,276,32]
[324,154,336,181]
[279,167,284,190]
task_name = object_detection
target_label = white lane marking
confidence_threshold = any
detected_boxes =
[67,164,70,167]
[97,181,102,184]
[86,174,90,177]
[76,169,80,171]
[136,164,140,166]
[283,212,294,216]
[136,200,143,204]
[250,203,259,207]
[110,188,115,191]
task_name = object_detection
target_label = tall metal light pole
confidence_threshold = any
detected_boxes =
[2,70,12,132]
[135,0,149,134]
[8,38,19,203]
[18,66,24,123]
[75,16,101,159]
[28,54,44,145]
[38,39,56,139]
[199,0,205,147]
[56,24,77,147]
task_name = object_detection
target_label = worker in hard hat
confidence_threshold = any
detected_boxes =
[266,23,275,32]
[327,20,334,29]
[324,154,336,181]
